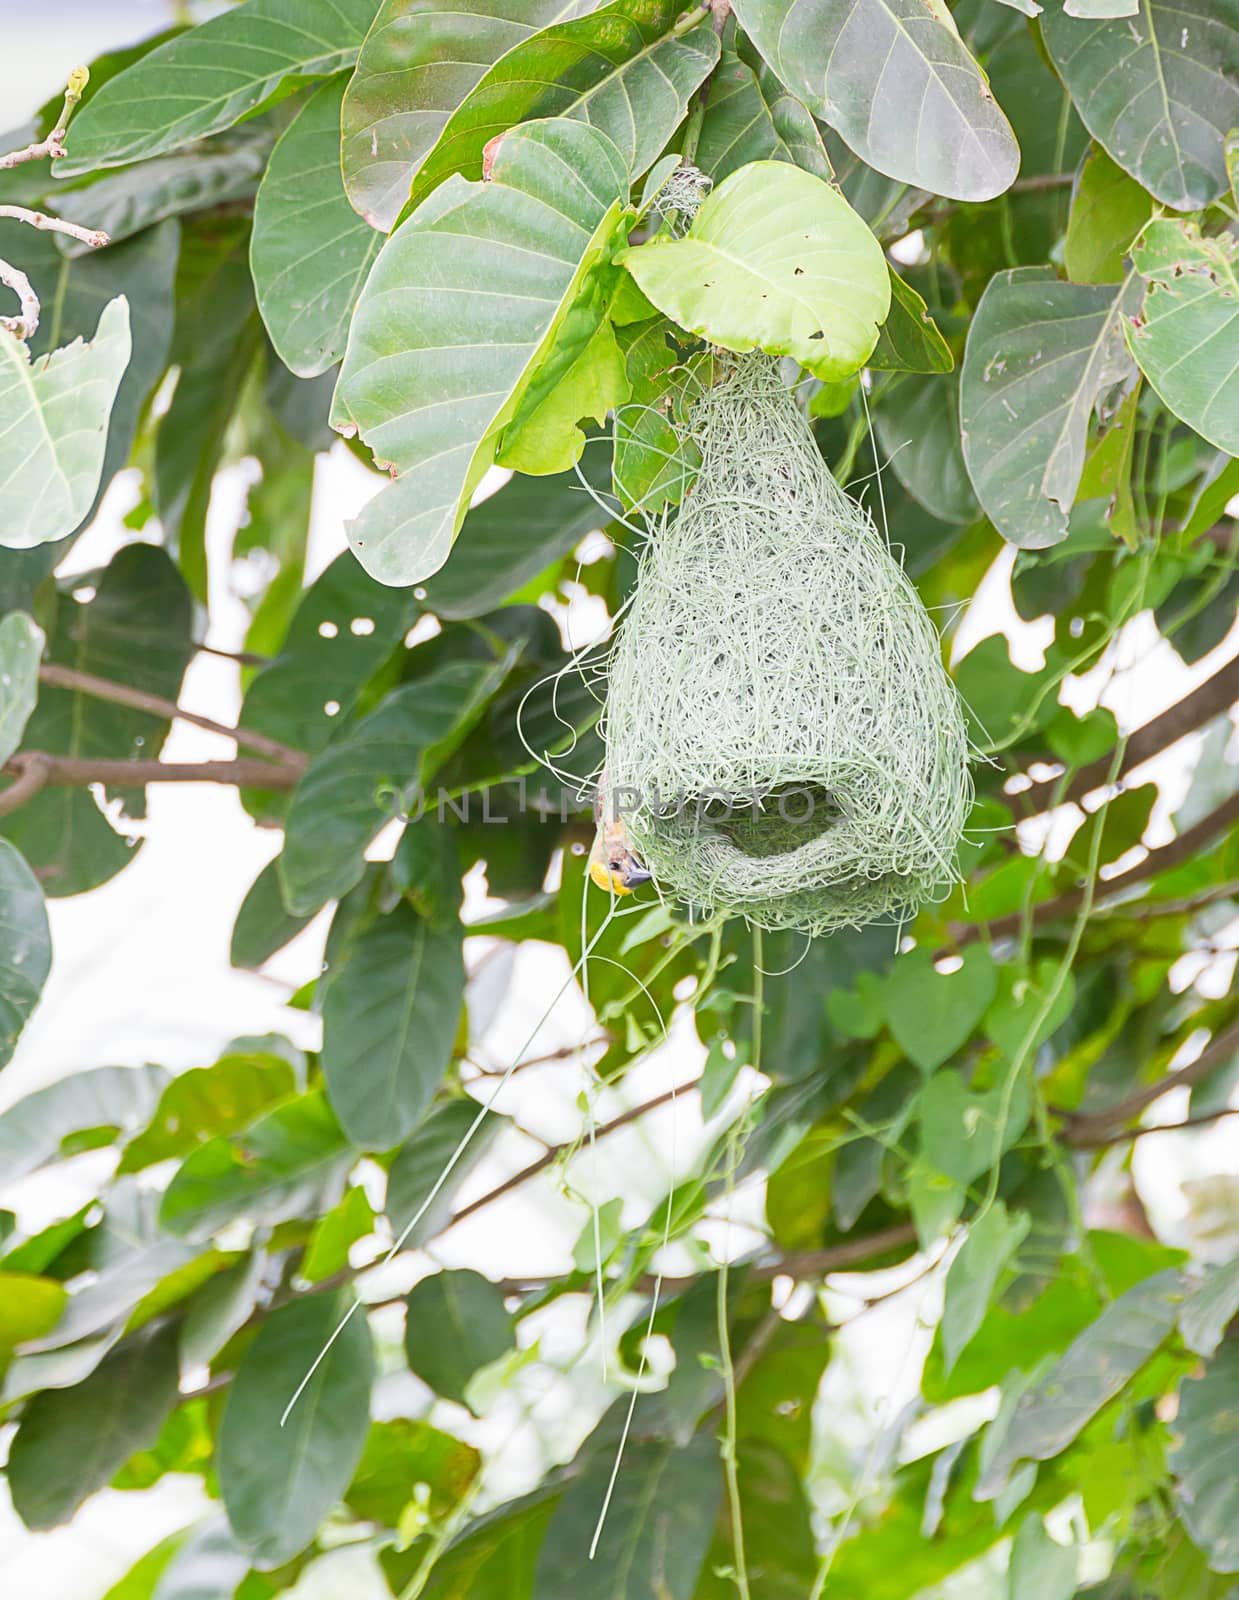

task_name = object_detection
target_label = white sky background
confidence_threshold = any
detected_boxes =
[1,12,1237,1598]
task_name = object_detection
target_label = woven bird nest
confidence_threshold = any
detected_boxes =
[601,353,971,935]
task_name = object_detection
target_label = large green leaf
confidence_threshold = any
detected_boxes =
[321,904,464,1147]
[1172,1342,1239,1574]
[1042,0,1239,211]
[0,296,131,550]
[330,117,630,587]
[56,0,376,175]
[617,161,890,381]
[873,372,977,524]
[403,1269,513,1408]
[230,858,319,969]
[7,1322,181,1530]
[0,840,51,1070]
[1124,219,1239,455]
[883,944,997,1074]
[159,1089,354,1239]
[279,655,513,913]
[960,266,1139,548]
[0,1064,168,1182]
[731,0,1020,201]
[535,1432,721,1597]
[385,1099,503,1246]
[867,268,955,374]
[696,40,833,183]
[341,0,597,233]
[408,0,718,208]
[977,1269,1186,1498]
[1179,1259,1239,1359]
[118,1050,296,1173]
[218,1293,374,1568]
[252,76,383,379]
[0,611,44,767]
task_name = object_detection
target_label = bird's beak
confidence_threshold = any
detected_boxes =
[622,865,652,887]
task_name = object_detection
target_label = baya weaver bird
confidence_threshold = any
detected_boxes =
[588,772,651,896]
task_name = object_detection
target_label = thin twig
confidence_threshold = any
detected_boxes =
[1074,1105,1239,1149]
[37,662,307,769]
[1,751,303,796]
[0,67,89,169]
[0,754,50,816]
[0,206,108,250]
[0,257,40,340]
[1057,1019,1239,1144]
[196,641,274,669]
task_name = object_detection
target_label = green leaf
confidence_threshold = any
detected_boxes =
[51,125,270,257]
[231,858,320,969]
[1065,144,1155,285]
[404,1269,513,1409]
[696,41,832,183]
[884,945,998,1074]
[617,161,890,381]
[0,296,131,550]
[0,1063,167,1182]
[118,1050,296,1173]
[408,0,719,209]
[535,1432,721,1597]
[612,322,700,513]
[868,268,955,374]
[984,960,1077,1062]
[732,0,1020,201]
[0,611,44,768]
[918,1068,1033,1191]
[181,1249,269,1368]
[423,445,618,620]
[498,318,630,474]
[301,1185,375,1283]
[218,1292,374,1568]
[8,1322,180,1530]
[1172,1342,1239,1574]
[960,266,1139,549]
[280,655,512,913]
[322,904,464,1148]
[57,0,376,175]
[1042,0,1239,211]
[0,1272,67,1355]
[874,373,977,524]
[345,1417,480,1527]
[385,1099,503,1248]
[1179,1259,1239,1358]
[159,1089,354,1240]
[0,840,51,1070]
[252,76,383,379]
[1124,219,1239,455]
[941,1203,1031,1375]
[341,0,596,234]
[1008,1514,1078,1600]
[239,550,417,758]
[394,1493,556,1599]
[99,1528,190,1600]
[977,1269,1185,1498]
[331,117,631,587]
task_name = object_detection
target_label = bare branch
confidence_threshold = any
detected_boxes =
[0,256,40,341]
[1,751,303,799]
[1058,1018,1239,1145]
[37,662,308,770]
[0,67,89,169]
[0,206,108,250]
[0,754,50,816]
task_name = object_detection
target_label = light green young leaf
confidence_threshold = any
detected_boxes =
[331,117,631,587]
[219,1293,374,1568]
[960,267,1139,548]
[0,1273,67,1355]
[321,905,465,1148]
[404,1269,514,1410]
[301,1185,375,1283]
[0,296,131,550]
[0,840,51,1071]
[731,0,1019,201]
[0,612,44,767]
[251,76,383,379]
[341,0,597,233]
[1042,0,1239,211]
[117,1050,296,1173]
[941,1204,1031,1375]
[408,0,719,209]
[1065,144,1154,286]
[617,161,890,381]
[497,317,630,474]
[7,1322,180,1530]
[56,0,376,175]
[1124,219,1239,455]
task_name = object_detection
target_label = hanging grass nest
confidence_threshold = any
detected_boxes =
[602,353,972,936]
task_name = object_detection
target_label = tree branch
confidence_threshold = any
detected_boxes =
[0,206,108,250]
[1058,1018,1239,1145]
[0,753,50,816]
[1,750,303,796]
[1018,652,1239,811]
[36,662,307,770]
[0,256,39,341]
[0,67,89,169]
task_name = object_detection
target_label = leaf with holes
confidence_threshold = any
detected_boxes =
[407,0,719,210]
[56,0,376,175]
[868,268,954,374]
[331,117,631,587]
[1124,219,1239,455]
[960,267,1140,548]
[617,161,889,381]
[1042,0,1239,211]
[731,0,1020,201]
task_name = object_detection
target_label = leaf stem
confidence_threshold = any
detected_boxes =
[0,66,89,169]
